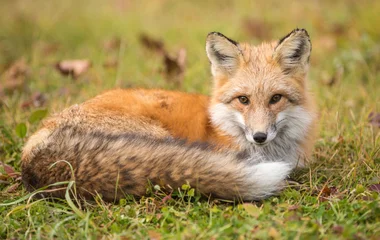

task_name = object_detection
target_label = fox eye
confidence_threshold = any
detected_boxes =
[238,96,250,105]
[269,94,282,104]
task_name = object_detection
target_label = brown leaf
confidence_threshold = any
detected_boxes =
[21,92,47,109]
[1,162,16,176]
[331,23,349,37]
[163,48,186,87]
[103,58,118,68]
[0,58,29,94]
[6,182,20,193]
[268,227,280,239]
[242,18,272,40]
[368,184,380,193]
[161,193,172,204]
[35,41,60,56]
[103,37,121,52]
[369,112,380,128]
[55,59,92,79]
[332,225,344,235]
[318,185,339,202]
[0,173,9,180]
[288,205,299,211]
[148,230,161,240]
[139,33,165,53]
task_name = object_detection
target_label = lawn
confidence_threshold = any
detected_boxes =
[0,0,379,239]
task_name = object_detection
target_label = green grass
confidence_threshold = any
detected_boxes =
[1,0,379,239]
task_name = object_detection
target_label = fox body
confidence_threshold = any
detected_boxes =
[22,29,317,201]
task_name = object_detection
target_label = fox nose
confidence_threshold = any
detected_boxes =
[253,132,267,143]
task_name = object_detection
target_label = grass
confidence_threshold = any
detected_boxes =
[0,0,379,239]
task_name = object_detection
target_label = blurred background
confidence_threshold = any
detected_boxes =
[0,0,379,134]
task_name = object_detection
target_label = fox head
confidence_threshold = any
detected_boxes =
[206,29,315,149]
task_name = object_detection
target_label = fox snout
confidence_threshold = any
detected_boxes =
[252,132,267,143]
[245,126,277,146]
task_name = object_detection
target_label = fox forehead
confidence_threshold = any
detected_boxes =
[215,55,304,105]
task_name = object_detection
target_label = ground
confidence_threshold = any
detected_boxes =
[0,0,379,239]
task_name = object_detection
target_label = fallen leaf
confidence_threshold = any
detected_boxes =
[148,230,161,240]
[368,184,380,193]
[0,174,10,181]
[21,92,47,109]
[103,37,121,52]
[332,225,344,234]
[163,48,186,87]
[139,33,165,53]
[288,205,299,211]
[1,162,21,179]
[0,58,29,94]
[318,185,339,202]
[35,41,60,56]
[55,59,91,79]
[1,162,16,176]
[161,193,172,204]
[242,18,272,40]
[331,23,349,37]
[6,182,20,193]
[368,112,380,128]
[268,227,280,239]
[103,58,118,68]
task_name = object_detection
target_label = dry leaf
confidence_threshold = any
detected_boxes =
[103,58,118,68]
[242,18,272,40]
[55,59,91,79]
[1,162,21,179]
[288,205,299,211]
[368,112,380,128]
[6,182,20,193]
[1,162,16,176]
[21,92,47,109]
[148,230,161,240]
[368,184,380,193]
[332,225,344,234]
[139,33,165,53]
[331,23,349,37]
[35,41,60,56]
[163,48,186,87]
[103,37,121,52]
[0,58,29,94]
[268,227,280,239]
[318,185,338,202]
[161,193,172,204]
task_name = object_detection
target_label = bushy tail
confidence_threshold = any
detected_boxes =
[22,125,292,201]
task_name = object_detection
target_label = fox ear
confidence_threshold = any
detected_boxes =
[206,32,242,77]
[273,29,311,76]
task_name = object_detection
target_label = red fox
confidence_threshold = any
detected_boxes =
[21,29,317,201]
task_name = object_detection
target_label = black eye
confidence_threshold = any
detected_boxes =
[238,96,250,105]
[269,94,282,104]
